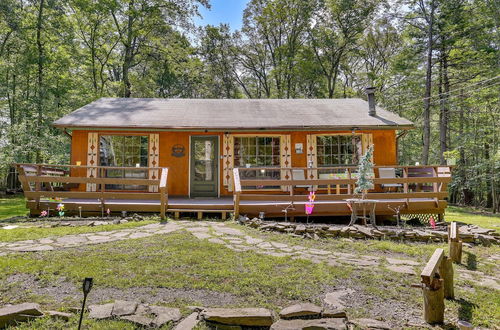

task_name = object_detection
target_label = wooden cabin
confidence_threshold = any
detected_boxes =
[17,92,452,220]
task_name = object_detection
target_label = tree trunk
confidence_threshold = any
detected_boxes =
[36,0,45,163]
[121,0,135,98]
[438,46,449,165]
[422,0,436,165]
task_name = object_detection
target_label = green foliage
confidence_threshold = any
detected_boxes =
[354,145,374,196]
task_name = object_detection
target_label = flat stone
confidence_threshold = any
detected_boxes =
[8,245,54,252]
[387,265,416,275]
[187,227,210,232]
[120,314,153,327]
[212,226,244,236]
[112,300,138,316]
[279,303,322,319]
[88,303,114,320]
[309,249,331,256]
[149,306,182,327]
[129,232,152,239]
[202,308,273,326]
[271,318,346,330]
[386,258,419,266]
[111,232,130,238]
[271,242,288,248]
[39,238,54,244]
[173,312,200,330]
[87,235,111,241]
[324,289,355,309]
[245,236,263,245]
[208,238,225,244]
[350,318,391,329]
[322,309,347,318]
[47,311,72,321]
[0,303,44,328]
[192,232,212,240]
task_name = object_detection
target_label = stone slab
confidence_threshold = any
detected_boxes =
[88,303,114,320]
[202,308,273,326]
[150,306,182,327]
[0,303,43,328]
[271,318,346,329]
[350,318,391,329]
[279,303,322,319]
[112,300,138,316]
[173,312,200,330]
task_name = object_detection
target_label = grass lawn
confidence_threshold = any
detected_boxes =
[0,220,157,242]
[0,195,28,220]
[446,205,500,231]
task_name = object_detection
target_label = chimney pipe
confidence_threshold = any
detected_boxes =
[366,87,376,116]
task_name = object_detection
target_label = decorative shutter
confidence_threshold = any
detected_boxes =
[306,134,317,180]
[362,133,374,162]
[223,134,234,191]
[148,134,160,192]
[86,132,98,192]
[280,135,292,191]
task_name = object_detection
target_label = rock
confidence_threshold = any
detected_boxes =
[350,318,391,329]
[201,308,273,326]
[88,303,114,320]
[8,245,54,252]
[271,318,346,330]
[387,265,416,275]
[295,224,306,234]
[112,300,138,316]
[324,289,354,309]
[121,314,154,327]
[0,303,44,328]
[322,309,347,318]
[149,306,182,327]
[47,311,72,321]
[113,219,121,224]
[173,312,200,330]
[120,219,128,224]
[279,303,323,319]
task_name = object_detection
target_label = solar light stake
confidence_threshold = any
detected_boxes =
[78,277,93,330]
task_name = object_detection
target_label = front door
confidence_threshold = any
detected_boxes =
[190,136,219,197]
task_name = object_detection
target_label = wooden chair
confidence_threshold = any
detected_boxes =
[408,167,434,192]
[379,167,403,192]
[292,169,313,193]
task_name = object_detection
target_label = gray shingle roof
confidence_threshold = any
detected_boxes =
[53,98,413,130]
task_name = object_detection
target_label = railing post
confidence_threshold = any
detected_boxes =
[233,168,241,219]
[159,168,168,221]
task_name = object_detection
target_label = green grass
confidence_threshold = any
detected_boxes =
[0,231,347,309]
[446,206,500,231]
[0,196,28,220]
[0,220,157,242]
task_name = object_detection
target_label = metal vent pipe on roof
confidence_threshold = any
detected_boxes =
[366,87,376,116]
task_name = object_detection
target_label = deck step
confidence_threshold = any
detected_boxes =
[166,209,232,220]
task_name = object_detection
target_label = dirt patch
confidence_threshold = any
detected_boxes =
[4,273,242,308]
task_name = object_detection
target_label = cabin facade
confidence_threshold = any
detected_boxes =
[17,94,452,220]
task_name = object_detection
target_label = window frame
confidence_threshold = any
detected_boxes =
[98,133,150,191]
[315,133,363,167]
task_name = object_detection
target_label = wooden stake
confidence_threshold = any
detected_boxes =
[422,279,444,324]
[439,257,454,299]
[449,241,462,264]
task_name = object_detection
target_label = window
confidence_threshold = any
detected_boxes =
[316,135,362,167]
[234,136,281,187]
[99,135,149,190]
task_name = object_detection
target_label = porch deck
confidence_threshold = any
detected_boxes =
[16,164,452,220]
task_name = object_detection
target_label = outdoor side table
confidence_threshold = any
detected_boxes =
[346,198,378,228]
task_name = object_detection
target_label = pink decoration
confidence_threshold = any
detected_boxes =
[429,216,436,229]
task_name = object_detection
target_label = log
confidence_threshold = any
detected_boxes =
[422,279,444,324]
[438,257,454,299]
[449,240,462,264]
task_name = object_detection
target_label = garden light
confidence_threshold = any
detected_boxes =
[78,277,93,330]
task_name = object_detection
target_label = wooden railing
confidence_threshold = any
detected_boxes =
[16,164,169,220]
[232,165,452,217]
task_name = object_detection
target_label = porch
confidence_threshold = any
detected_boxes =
[16,164,452,220]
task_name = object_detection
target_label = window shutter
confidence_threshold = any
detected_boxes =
[306,134,317,180]
[86,132,98,192]
[223,134,234,191]
[148,134,160,192]
[362,133,374,162]
[280,135,292,191]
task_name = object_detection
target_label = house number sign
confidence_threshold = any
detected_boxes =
[171,144,185,157]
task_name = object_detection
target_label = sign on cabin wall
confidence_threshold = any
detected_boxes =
[172,144,185,158]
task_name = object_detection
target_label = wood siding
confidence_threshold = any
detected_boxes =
[69,129,397,196]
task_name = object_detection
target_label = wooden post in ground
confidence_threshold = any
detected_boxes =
[448,222,462,263]
[233,168,241,219]
[421,248,445,324]
[439,256,454,299]
[159,168,168,221]
[422,279,445,324]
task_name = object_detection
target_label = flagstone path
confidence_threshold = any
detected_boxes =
[1,221,498,289]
